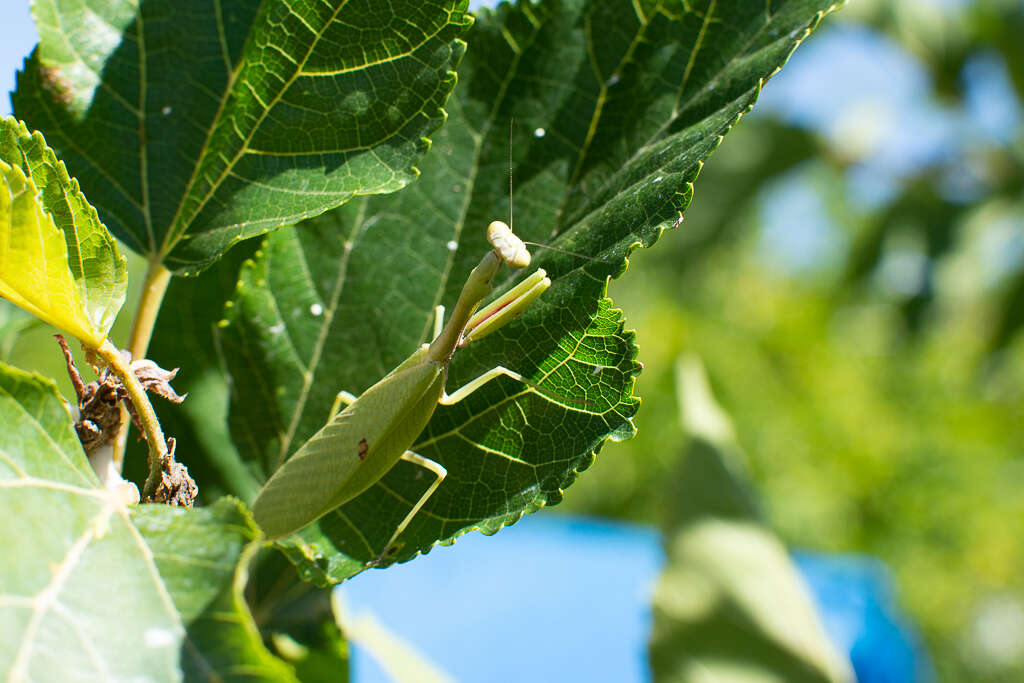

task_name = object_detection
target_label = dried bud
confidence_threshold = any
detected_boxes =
[56,334,124,452]
[55,336,196,507]
[150,438,197,508]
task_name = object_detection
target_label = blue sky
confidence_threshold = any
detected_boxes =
[0,1,35,117]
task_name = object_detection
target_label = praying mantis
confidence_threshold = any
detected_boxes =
[252,221,551,562]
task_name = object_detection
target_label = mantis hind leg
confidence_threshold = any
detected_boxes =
[373,451,447,565]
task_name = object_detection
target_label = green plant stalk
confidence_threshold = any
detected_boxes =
[128,261,172,361]
[94,337,168,500]
[111,260,172,470]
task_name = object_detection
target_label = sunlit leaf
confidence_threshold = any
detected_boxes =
[0,363,181,679]
[0,117,126,347]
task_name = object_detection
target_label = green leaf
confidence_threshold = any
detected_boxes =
[0,363,181,680]
[0,363,259,681]
[134,499,289,681]
[133,498,254,620]
[0,117,127,347]
[648,356,852,683]
[13,0,472,273]
[220,0,842,583]
[246,551,350,682]
[177,544,299,682]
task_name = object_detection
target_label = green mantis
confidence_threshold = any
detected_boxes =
[252,221,551,561]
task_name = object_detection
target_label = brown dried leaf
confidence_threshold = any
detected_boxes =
[130,359,186,404]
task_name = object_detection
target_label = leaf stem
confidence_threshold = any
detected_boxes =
[111,260,171,469]
[129,260,172,361]
[94,338,168,500]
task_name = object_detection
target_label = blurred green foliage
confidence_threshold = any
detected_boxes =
[565,1,1024,681]
[649,355,853,683]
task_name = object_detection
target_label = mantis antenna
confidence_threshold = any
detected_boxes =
[509,117,515,232]
[506,118,615,266]
[523,240,616,264]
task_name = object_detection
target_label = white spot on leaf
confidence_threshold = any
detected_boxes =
[144,628,175,648]
[534,128,546,138]
[310,303,323,316]
[446,240,458,251]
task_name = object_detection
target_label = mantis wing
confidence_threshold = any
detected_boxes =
[254,354,445,539]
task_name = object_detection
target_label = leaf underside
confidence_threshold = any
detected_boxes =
[13,0,472,273]
[220,0,842,584]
